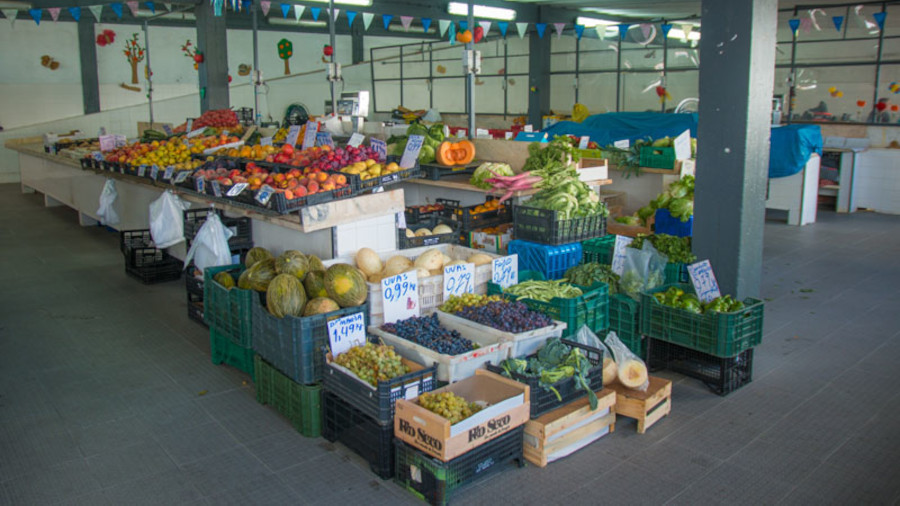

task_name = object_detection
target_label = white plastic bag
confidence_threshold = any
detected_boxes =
[618,242,668,300]
[183,212,234,271]
[149,190,189,249]
[96,178,120,226]
[573,326,618,386]
[604,331,649,392]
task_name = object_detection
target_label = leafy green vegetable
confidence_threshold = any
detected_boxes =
[653,286,745,314]
[470,162,514,189]
[504,280,582,302]
[564,263,619,294]
[498,338,598,409]
[629,234,696,264]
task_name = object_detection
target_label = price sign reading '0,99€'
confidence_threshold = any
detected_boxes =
[381,271,418,324]
[491,255,518,289]
[327,312,367,357]
[443,263,475,300]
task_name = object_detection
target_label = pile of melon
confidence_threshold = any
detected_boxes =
[403,223,454,239]
[354,247,494,284]
[214,246,367,319]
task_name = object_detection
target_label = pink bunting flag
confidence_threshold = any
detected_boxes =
[641,23,652,38]
[48,7,60,21]
[400,15,413,31]
[126,1,138,16]
[260,0,270,16]
[800,17,812,33]
[553,22,565,39]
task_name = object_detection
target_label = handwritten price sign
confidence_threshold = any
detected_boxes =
[491,255,518,289]
[301,121,319,150]
[611,235,634,276]
[381,271,419,324]
[284,125,301,146]
[443,263,475,300]
[370,138,387,162]
[327,312,367,357]
[687,260,721,303]
[400,134,424,169]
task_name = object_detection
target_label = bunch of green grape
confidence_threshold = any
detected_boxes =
[334,343,409,386]
[418,391,483,424]
[438,294,504,313]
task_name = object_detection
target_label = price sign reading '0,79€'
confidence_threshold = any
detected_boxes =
[327,312,366,357]
[687,260,721,303]
[491,255,518,289]
[381,271,419,324]
[443,263,475,300]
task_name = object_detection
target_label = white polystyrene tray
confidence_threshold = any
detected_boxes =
[435,310,567,359]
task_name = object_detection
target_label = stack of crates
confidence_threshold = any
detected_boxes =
[119,230,182,284]
[507,240,583,281]
[204,264,257,379]
[438,197,513,254]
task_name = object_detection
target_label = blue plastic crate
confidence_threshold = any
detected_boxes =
[654,209,693,237]
[508,240,583,281]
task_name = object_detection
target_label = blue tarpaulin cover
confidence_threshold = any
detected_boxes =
[542,112,823,178]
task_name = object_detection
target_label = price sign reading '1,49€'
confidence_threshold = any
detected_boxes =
[381,271,419,324]
[443,262,475,300]
[491,254,518,289]
[327,311,366,357]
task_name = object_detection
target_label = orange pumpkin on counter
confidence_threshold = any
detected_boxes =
[436,140,476,166]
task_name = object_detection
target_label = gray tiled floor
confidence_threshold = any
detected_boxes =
[1,182,899,505]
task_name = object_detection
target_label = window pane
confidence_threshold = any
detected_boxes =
[578,72,618,114]
[791,65,875,122]
[551,35,577,72]
[666,47,700,70]
[550,73,576,112]
[579,37,618,71]
[507,76,528,115]
[666,70,699,111]
[620,72,666,112]
[374,80,400,112]
[432,77,465,113]
[796,39,879,64]
[474,76,506,114]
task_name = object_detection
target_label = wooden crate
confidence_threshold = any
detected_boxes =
[607,376,672,434]
[523,389,616,468]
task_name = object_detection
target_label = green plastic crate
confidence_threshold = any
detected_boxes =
[210,329,255,379]
[487,270,609,339]
[640,284,764,358]
[608,294,645,359]
[639,146,676,169]
[204,264,255,348]
[582,235,689,284]
[254,355,322,438]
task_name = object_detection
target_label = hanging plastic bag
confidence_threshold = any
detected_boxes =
[604,331,649,392]
[183,212,234,272]
[149,190,189,249]
[618,241,667,300]
[573,325,618,386]
[96,178,120,226]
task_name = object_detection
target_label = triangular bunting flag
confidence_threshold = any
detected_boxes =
[661,23,672,36]
[362,12,374,30]
[618,24,630,40]
[293,4,304,21]
[459,20,467,31]
[874,11,886,31]
[346,10,356,26]
[3,9,17,26]
[449,21,455,44]
[48,7,60,21]
[126,1,138,16]
[310,6,320,20]
[144,2,154,14]
[88,5,102,21]
[331,8,339,21]
[400,15,412,31]
[163,3,171,12]
[832,16,844,32]
[260,1,270,16]
[553,22,564,39]
[681,23,692,40]
[69,6,81,20]
[281,3,290,18]
[479,20,491,36]
[640,23,651,39]
[595,25,607,39]
[110,2,123,19]
[28,8,40,24]
[213,0,223,16]
[243,0,251,12]
[574,24,584,39]
[516,22,527,38]
[788,18,800,34]
[800,17,811,33]
[421,17,431,32]
[382,14,392,29]
[535,23,546,38]
[438,19,450,36]
[497,21,508,37]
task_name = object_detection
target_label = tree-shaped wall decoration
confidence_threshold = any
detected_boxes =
[277,39,293,75]
[124,33,145,84]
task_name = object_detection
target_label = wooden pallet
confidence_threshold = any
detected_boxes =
[523,389,616,468]
[607,376,672,434]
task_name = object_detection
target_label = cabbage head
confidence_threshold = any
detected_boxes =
[470,163,514,190]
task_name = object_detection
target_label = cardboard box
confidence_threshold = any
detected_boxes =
[576,158,609,182]
[394,369,530,461]
[463,223,513,254]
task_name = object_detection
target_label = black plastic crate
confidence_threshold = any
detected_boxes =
[394,426,524,506]
[345,156,421,194]
[438,197,512,230]
[183,208,253,250]
[485,339,604,418]
[405,202,450,225]
[419,161,479,181]
[185,263,204,296]
[323,354,436,425]
[513,205,607,246]
[119,229,182,284]
[647,338,753,396]
[322,392,394,480]
[398,216,461,250]
[187,291,207,327]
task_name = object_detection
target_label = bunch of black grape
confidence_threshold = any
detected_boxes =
[381,313,474,355]
[455,300,553,333]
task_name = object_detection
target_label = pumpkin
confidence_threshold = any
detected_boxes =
[244,247,274,269]
[303,297,341,316]
[245,258,278,292]
[324,263,368,308]
[275,250,309,280]
[304,270,328,298]
[266,273,308,318]
[436,140,475,166]
[213,271,235,289]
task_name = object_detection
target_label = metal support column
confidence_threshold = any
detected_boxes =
[143,22,154,124]
[77,17,101,114]
[527,25,551,128]
[466,0,475,138]
[351,22,364,64]
[695,0,778,299]
[328,0,337,117]
[195,0,230,112]
[252,2,260,125]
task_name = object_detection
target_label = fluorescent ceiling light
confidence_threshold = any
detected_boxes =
[268,17,327,27]
[387,25,434,34]
[576,16,617,28]
[447,2,515,21]
[667,28,700,41]
[304,0,372,6]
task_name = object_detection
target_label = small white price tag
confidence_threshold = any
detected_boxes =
[505,131,514,140]
[187,128,205,138]
[381,271,419,324]
[403,383,419,400]
[92,151,103,161]
[578,136,590,149]
[301,121,319,150]
[443,263,475,300]
[195,176,206,193]
[137,165,147,177]
[211,180,222,197]
[227,182,249,197]
[114,135,128,148]
[611,235,634,276]
[396,212,407,230]
[284,125,302,146]
[400,134,425,169]
[186,118,194,132]
[316,132,334,147]
[673,129,692,160]
[457,128,468,138]
[476,128,491,139]
[614,139,630,149]
[327,312,367,357]
[370,138,387,161]
[524,125,534,132]
[150,165,160,180]
[255,184,275,205]
[491,255,518,289]
[163,166,175,180]
[119,165,125,174]
[99,135,116,152]
[347,132,365,147]
[260,136,273,146]
[687,260,722,303]
[174,170,190,184]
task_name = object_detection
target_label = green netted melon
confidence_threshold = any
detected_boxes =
[213,271,236,289]
[245,247,274,269]
[303,297,340,316]
[307,254,326,272]
[275,250,309,280]
[246,258,277,292]
[304,270,328,299]
[237,269,252,290]
[266,274,308,318]
[324,263,368,308]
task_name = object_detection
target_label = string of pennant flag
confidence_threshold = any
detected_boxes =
[0,2,172,26]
